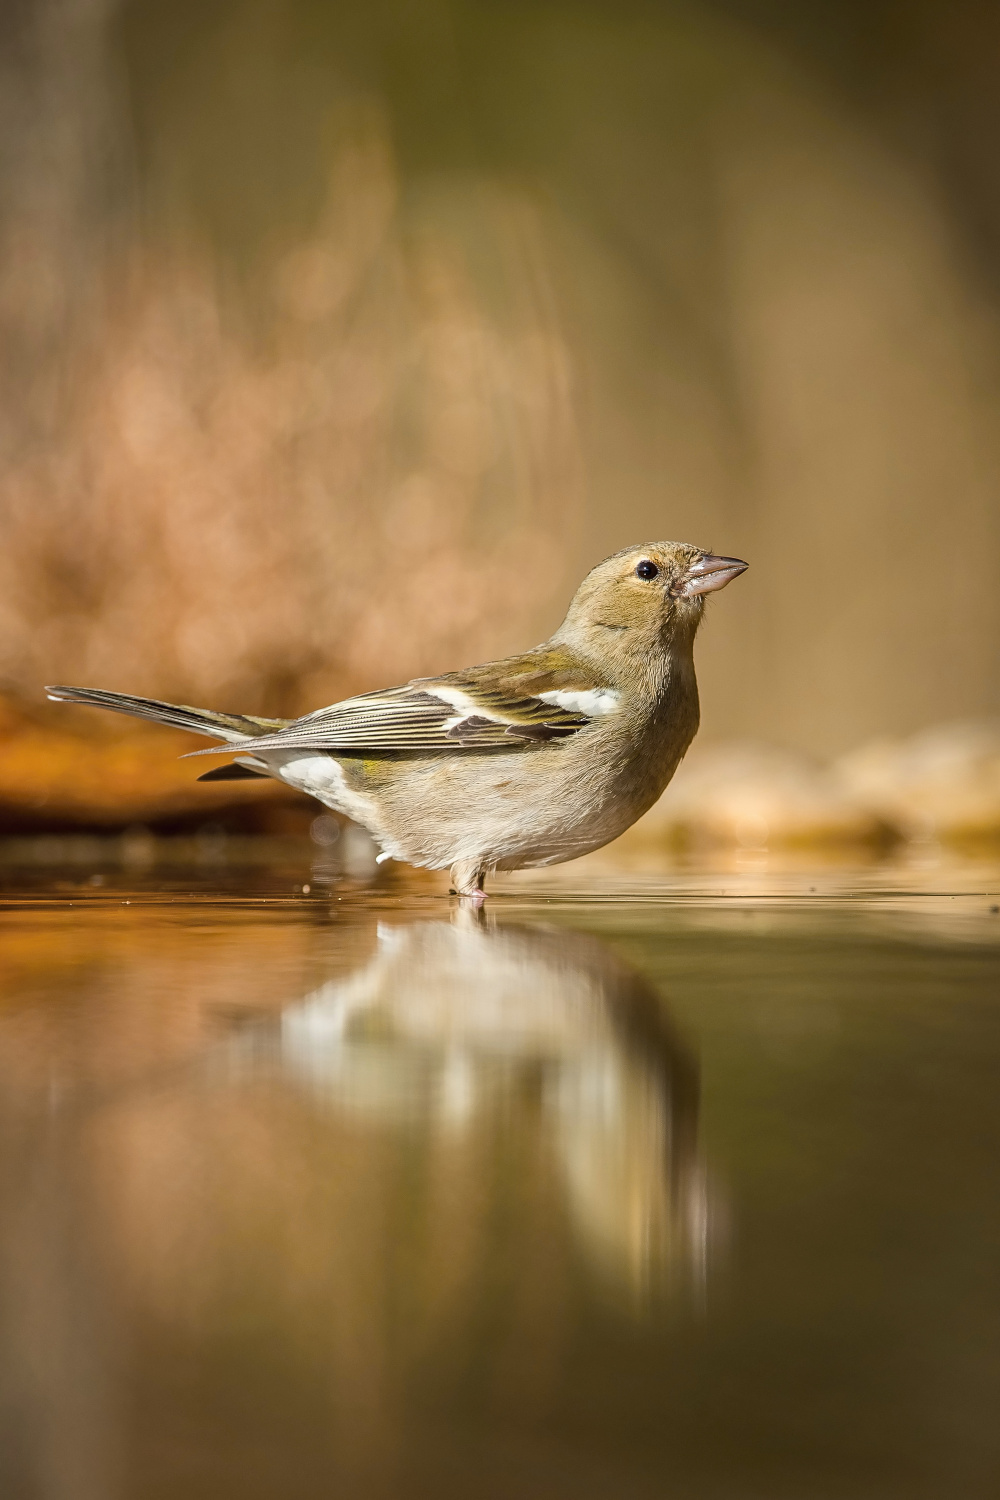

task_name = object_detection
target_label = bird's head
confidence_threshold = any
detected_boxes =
[553,541,747,680]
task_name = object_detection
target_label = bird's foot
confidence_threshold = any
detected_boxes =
[449,860,488,903]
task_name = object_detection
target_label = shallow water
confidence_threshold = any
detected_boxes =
[2,859,1000,1500]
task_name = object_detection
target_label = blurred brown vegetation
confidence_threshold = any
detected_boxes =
[1,0,999,831]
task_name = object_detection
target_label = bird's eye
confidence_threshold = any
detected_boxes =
[634,559,659,581]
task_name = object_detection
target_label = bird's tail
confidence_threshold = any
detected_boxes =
[45,685,289,742]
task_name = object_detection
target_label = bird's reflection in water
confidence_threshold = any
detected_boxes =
[0,906,711,1500]
[278,911,706,1296]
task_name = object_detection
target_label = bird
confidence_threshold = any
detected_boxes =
[46,541,746,901]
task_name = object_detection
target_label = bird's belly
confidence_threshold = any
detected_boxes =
[490,778,652,870]
[259,722,689,875]
[367,734,682,872]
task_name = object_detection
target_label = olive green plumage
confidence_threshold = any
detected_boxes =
[47,541,746,899]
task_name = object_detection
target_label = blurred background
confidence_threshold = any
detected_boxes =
[2,0,999,850]
[4,14,1000,1489]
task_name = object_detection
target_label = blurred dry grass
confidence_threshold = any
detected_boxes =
[0,106,580,716]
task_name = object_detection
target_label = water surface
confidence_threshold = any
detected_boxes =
[2,860,1000,1499]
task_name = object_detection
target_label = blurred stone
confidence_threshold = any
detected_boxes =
[0,692,302,832]
[624,742,886,850]
[835,721,1000,843]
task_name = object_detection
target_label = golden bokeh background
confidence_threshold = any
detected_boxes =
[1,0,999,835]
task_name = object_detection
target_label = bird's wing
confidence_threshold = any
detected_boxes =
[185,666,620,758]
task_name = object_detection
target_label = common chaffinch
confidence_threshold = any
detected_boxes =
[48,541,746,900]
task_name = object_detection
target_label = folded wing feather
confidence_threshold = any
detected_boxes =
[183,677,610,757]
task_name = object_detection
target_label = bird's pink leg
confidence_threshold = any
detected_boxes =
[449,860,488,903]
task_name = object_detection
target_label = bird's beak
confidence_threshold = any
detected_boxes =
[679,554,748,597]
